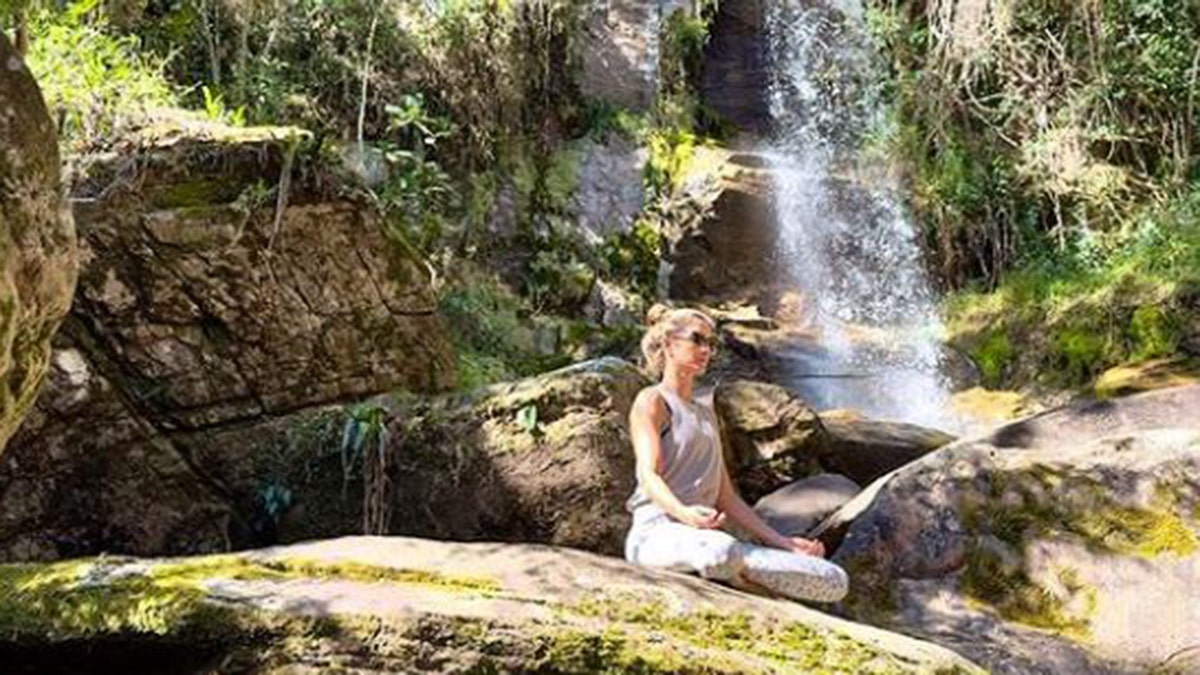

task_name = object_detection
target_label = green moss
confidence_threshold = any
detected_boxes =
[539,626,694,674]
[570,595,918,674]
[959,542,1089,635]
[972,331,1013,387]
[1049,324,1110,385]
[1129,304,1181,362]
[957,468,1199,632]
[151,177,245,209]
[0,559,239,640]
[0,555,500,641]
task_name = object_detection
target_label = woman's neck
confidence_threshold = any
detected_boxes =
[661,369,695,402]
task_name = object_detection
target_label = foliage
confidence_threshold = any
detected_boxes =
[945,185,1200,388]
[12,0,178,154]
[438,272,571,391]
[601,219,664,300]
[867,0,1200,289]
[371,92,456,251]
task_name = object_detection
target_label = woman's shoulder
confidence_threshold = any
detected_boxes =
[632,385,669,419]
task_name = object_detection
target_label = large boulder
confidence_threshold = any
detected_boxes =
[68,124,454,427]
[0,349,229,561]
[184,357,651,556]
[0,35,78,454]
[754,473,860,537]
[828,385,1200,674]
[817,409,955,485]
[0,535,984,673]
[0,122,454,560]
[714,378,828,501]
[665,151,781,305]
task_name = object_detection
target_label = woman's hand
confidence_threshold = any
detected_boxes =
[786,537,826,558]
[679,505,727,530]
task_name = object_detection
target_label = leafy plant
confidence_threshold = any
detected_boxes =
[19,0,177,154]
[340,403,394,535]
[516,404,543,437]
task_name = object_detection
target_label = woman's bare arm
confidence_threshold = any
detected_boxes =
[716,459,825,556]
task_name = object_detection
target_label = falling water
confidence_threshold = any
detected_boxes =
[761,0,957,429]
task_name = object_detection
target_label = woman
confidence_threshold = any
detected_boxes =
[624,305,849,603]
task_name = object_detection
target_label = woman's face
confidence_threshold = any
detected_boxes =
[666,319,717,376]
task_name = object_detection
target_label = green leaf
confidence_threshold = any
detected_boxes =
[516,404,539,435]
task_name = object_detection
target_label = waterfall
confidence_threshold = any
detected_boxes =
[761,0,957,429]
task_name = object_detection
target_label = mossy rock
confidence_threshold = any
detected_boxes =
[0,35,79,456]
[0,536,981,674]
[830,386,1200,673]
[1093,357,1200,399]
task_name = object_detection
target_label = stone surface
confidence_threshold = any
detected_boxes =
[713,378,828,501]
[828,385,1200,674]
[0,536,984,674]
[574,136,648,243]
[583,278,646,327]
[68,129,454,428]
[187,357,651,557]
[579,0,690,110]
[1093,358,1200,400]
[817,409,955,486]
[0,123,455,560]
[0,35,78,454]
[700,0,770,134]
[0,349,231,561]
[666,152,781,304]
[754,473,860,537]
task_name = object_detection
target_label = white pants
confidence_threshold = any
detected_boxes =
[625,514,849,603]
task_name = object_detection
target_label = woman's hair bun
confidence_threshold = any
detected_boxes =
[645,303,672,327]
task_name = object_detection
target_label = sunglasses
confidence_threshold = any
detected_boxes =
[674,330,720,350]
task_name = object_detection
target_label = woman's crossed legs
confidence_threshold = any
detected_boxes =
[626,519,849,603]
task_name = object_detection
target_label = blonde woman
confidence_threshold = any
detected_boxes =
[624,305,849,603]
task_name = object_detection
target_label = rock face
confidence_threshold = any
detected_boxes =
[666,152,780,304]
[701,0,770,134]
[574,136,648,243]
[714,378,827,501]
[579,0,690,110]
[829,385,1200,675]
[713,378,951,503]
[0,35,78,455]
[70,126,454,427]
[182,357,650,557]
[0,535,984,674]
[0,123,454,561]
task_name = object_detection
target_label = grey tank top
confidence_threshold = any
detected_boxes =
[626,384,724,520]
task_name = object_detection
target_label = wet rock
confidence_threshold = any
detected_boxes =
[0,35,78,454]
[665,152,780,305]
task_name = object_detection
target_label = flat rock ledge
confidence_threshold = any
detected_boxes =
[0,536,981,674]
